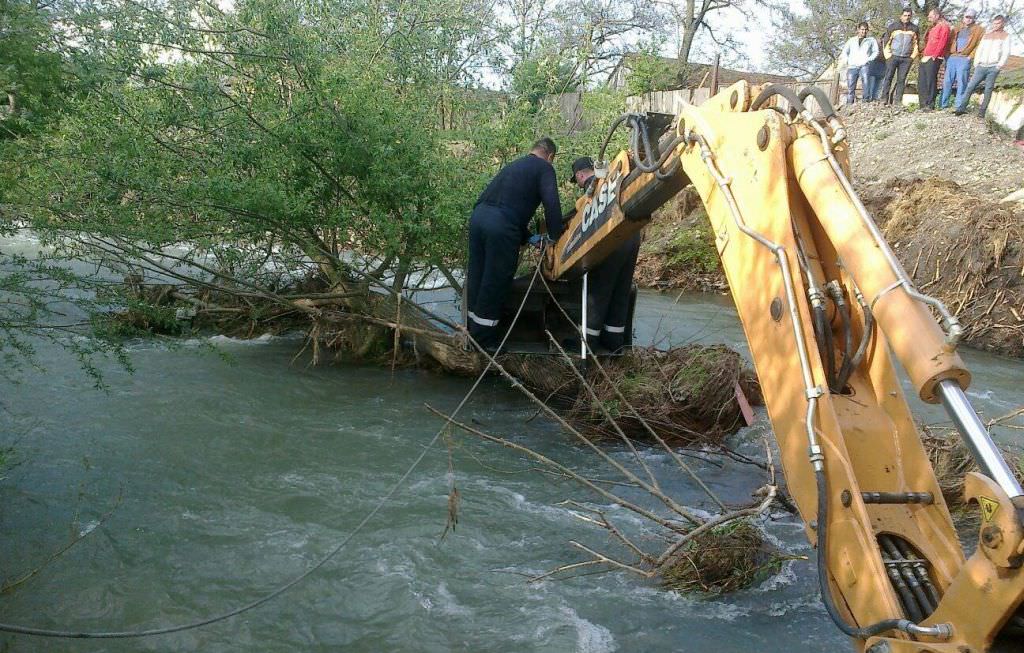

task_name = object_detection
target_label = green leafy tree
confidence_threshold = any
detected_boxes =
[764,0,1024,79]
[625,46,679,95]
[0,0,65,137]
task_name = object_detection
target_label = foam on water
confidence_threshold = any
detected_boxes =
[434,582,472,617]
[755,559,799,592]
[208,332,278,345]
[560,607,617,653]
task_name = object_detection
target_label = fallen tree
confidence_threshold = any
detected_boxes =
[1,0,788,597]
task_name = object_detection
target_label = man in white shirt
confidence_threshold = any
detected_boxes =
[840,22,881,104]
[954,15,1012,117]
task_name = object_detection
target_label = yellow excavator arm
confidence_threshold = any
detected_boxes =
[544,81,1024,653]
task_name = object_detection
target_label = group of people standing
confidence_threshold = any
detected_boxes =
[840,7,1012,117]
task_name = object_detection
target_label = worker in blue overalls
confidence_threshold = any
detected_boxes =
[466,138,563,350]
[571,156,640,353]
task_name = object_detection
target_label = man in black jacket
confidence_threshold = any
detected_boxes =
[571,156,640,353]
[466,137,563,349]
[880,7,921,106]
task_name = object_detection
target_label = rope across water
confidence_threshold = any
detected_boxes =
[0,263,544,639]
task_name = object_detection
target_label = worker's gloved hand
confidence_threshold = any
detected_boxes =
[527,234,545,247]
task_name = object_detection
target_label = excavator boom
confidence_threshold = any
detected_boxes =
[544,81,1024,652]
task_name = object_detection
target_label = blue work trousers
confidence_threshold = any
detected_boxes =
[846,65,866,104]
[956,66,1000,117]
[466,204,520,348]
[940,56,972,109]
[864,65,884,101]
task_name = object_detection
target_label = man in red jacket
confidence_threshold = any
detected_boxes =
[919,7,952,110]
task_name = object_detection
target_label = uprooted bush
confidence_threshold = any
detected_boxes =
[659,519,784,595]
[567,345,762,446]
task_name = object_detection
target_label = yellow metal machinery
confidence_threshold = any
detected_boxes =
[543,81,1024,653]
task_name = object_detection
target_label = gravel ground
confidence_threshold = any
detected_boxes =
[841,102,1024,199]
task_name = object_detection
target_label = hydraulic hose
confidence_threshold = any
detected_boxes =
[815,469,917,638]
[879,536,930,619]
[891,536,941,612]
[798,86,838,119]
[814,468,953,641]
[601,113,678,176]
[837,289,874,391]
[812,304,836,391]
[828,283,854,392]
[598,113,637,163]
[751,84,807,117]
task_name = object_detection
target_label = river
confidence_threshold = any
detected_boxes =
[1,282,1022,652]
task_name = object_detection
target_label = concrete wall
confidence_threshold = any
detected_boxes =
[986,90,1024,137]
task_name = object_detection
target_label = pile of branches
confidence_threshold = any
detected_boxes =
[568,345,762,446]
[659,519,785,594]
[431,338,786,596]
[922,414,1024,516]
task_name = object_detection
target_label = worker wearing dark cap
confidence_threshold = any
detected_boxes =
[466,137,563,350]
[571,157,640,353]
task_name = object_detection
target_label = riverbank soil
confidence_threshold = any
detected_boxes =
[634,187,727,292]
[868,178,1024,357]
[842,102,1024,199]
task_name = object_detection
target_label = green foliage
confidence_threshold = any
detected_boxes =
[624,50,678,95]
[768,0,908,78]
[510,53,580,109]
[6,0,486,283]
[666,218,719,275]
[0,0,646,368]
[0,0,65,136]
[90,301,183,340]
[0,250,132,387]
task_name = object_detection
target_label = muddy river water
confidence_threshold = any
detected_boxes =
[1,283,1022,652]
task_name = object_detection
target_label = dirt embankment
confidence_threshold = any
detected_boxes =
[844,104,1024,357]
[634,188,726,293]
[842,103,1024,199]
[868,178,1023,357]
[635,104,1024,357]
